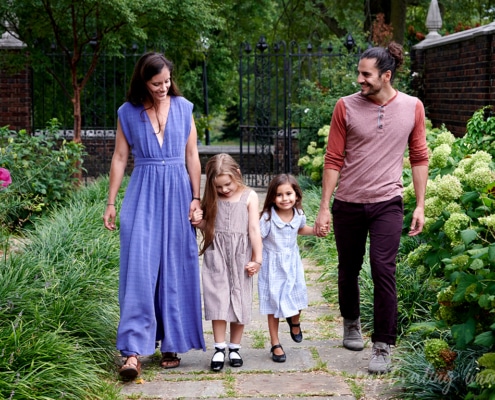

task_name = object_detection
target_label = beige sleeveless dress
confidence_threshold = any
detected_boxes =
[202,189,254,324]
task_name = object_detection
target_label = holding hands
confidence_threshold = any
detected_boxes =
[190,207,203,226]
[245,261,261,277]
[314,208,331,237]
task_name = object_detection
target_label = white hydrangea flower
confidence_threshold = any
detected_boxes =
[434,174,463,201]
[430,144,451,169]
[470,150,492,166]
[423,217,435,232]
[312,155,324,168]
[465,167,495,191]
[425,196,445,218]
[317,125,330,137]
[445,202,462,214]
[403,182,415,204]
[310,171,321,181]
[298,155,311,167]
[444,212,470,242]
[433,131,456,148]
[478,214,495,229]
[425,179,437,199]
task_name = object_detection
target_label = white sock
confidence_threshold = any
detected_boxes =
[229,343,241,359]
[212,342,226,362]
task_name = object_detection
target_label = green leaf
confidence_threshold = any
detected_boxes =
[470,258,485,270]
[429,219,445,232]
[480,198,493,207]
[453,274,478,302]
[474,331,495,347]
[488,244,495,262]
[452,317,476,348]
[461,191,480,204]
[479,294,495,309]
[468,247,488,258]
[461,229,478,245]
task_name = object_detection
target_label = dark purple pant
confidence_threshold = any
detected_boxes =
[332,196,403,345]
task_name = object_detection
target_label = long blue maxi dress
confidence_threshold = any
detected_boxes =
[116,97,206,357]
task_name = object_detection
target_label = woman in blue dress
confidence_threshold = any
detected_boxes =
[258,174,327,363]
[103,52,205,379]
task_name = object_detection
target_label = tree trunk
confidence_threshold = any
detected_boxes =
[72,86,83,182]
[72,86,82,144]
[390,0,407,44]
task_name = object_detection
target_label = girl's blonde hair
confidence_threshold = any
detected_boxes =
[261,174,304,221]
[199,153,246,255]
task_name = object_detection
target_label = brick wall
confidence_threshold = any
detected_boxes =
[0,64,31,132]
[411,23,495,137]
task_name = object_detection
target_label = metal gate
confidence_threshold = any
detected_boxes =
[238,35,354,187]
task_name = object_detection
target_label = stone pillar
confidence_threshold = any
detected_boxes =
[0,27,31,132]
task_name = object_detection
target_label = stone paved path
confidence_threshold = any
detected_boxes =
[118,182,401,399]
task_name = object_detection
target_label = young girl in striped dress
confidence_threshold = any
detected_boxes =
[191,153,262,371]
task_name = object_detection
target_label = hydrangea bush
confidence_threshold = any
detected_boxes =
[297,125,329,183]
[402,107,495,398]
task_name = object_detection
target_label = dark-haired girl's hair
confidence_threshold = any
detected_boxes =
[261,174,304,220]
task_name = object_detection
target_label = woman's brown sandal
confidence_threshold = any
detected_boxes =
[119,355,141,379]
[160,352,181,369]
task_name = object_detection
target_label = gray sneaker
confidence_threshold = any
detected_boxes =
[343,318,364,351]
[368,341,391,374]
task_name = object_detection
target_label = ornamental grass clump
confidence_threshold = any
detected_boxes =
[0,177,122,399]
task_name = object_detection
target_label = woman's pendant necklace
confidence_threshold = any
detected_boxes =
[154,98,170,135]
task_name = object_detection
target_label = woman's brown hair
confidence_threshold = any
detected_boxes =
[127,52,182,132]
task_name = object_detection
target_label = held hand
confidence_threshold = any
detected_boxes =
[103,205,117,231]
[320,224,329,236]
[189,199,202,226]
[245,261,261,277]
[314,208,331,237]
[189,208,203,225]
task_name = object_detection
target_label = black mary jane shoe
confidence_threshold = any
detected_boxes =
[270,344,286,363]
[228,348,244,367]
[210,347,225,371]
[286,316,303,343]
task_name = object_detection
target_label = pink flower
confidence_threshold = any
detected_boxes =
[0,168,12,188]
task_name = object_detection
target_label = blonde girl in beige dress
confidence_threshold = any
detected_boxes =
[191,153,262,371]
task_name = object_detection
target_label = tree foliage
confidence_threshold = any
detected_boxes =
[0,0,220,142]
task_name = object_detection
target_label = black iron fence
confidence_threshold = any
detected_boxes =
[238,35,359,187]
[30,37,359,183]
[32,49,146,178]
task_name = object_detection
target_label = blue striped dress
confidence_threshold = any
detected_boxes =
[258,208,308,318]
[116,97,205,357]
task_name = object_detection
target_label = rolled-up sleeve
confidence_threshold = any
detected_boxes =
[324,98,347,171]
[408,100,429,167]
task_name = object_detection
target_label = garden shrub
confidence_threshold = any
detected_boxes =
[399,109,495,398]
[0,119,85,230]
